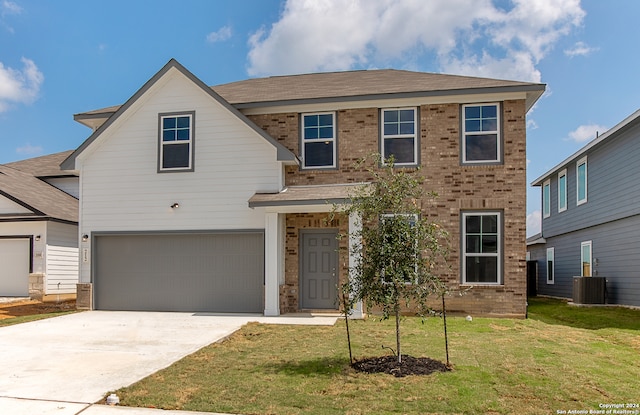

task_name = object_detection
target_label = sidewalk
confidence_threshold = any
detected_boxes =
[0,397,234,415]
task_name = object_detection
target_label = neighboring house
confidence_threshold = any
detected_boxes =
[62,59,545,316]
[530,109,640,307]
[0,151,79,300]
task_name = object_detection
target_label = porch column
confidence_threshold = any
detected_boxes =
[349,212,365,319]
[264,212,281,316]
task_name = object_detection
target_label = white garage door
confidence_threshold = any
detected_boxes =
[0,238,30,297]
[93,232,264,312]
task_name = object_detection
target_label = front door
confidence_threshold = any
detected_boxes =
[300,230,338,309]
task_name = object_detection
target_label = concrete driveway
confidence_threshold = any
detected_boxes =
[0,310,338,414]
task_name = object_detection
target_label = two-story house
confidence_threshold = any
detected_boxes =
[529,109,640,307]
[1,151,79,300]
[62,59,545,317]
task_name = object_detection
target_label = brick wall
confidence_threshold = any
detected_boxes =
[249,100,528,317]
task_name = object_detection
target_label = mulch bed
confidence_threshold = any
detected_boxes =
[352,355,451,377]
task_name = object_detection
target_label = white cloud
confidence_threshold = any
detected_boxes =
[0,58,44,112]
[526,210,542,237]
[206,25,232,43]
[1,0,22,33]
[16,143,43,156]
[1,0,22,16]
[246,0,585,81]
[564,41,598,57]
[567,123,607,143]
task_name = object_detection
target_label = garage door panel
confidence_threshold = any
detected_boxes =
[94,233,264,312]
[0,238,30,297]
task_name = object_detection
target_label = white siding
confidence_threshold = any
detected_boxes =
[77,68,283,282]
[44,221,79,294]
[0,195,31,214]
[43,177,80,198]
[45,246,79,294]
[46,221,78,248]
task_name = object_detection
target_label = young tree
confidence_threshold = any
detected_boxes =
[335,155,449,364]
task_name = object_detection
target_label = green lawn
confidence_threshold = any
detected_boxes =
[112,298,640,415]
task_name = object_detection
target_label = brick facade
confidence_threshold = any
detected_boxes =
[249,100,528,317]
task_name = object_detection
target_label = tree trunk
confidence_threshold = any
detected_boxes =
[395,303,401,364]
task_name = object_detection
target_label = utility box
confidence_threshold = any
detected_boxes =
[572,277,606,304]
[76,283,93,310]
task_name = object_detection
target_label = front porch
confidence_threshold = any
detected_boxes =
[249,183,368,318]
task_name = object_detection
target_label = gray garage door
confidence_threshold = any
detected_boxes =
[94,232,264,312]
[0,238,30,297]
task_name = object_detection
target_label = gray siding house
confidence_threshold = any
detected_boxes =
[529,109,640,307]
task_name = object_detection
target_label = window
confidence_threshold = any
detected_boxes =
[558,170,567,212]
[577,156,587,205]
[381,108,418,165]
[546,247,555,284]
[543,180,551,218]
[581,241,592,277]
[462,103,501,163]
[462,212,502,284]
[159,112,194,171]
[302,112,336,168]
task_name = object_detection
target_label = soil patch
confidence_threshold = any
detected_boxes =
[352,355,451,377]
[0,299,76,320]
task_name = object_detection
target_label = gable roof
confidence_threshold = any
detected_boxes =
[5,150,75,178]
[74,67,545,127]
[531,108,640,186]
[0,152,79,223]
[63,59,297,171]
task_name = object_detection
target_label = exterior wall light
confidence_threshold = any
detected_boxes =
[171,203,180,209]
[82,234,89,242]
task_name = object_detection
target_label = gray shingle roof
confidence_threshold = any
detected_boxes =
[74,67,545,120]
[213,69,544,108]
[248,183,370,208]
[0,151,78,223]
[5,150,75,177]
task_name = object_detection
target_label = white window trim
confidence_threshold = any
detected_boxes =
[576,156,588,206]
[581,240,592,277]
[462,211,502,285]
[543,179,551,218]
[546,247,555,285]
[558,169,567,213]
[461,102,501,164]
[301,112,337,169]
[380,107,418,166]
[159,112,194,172]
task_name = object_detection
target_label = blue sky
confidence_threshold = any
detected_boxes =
[1,0,638,236]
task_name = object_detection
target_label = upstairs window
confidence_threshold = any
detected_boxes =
[159,112,194,172]
[302,113,336,168]
[462,212,502,284]
[558,170,567,212]
[462,103,501,164]
[381,108,418,166]
[543,179,551,218]
[577,156,587,205]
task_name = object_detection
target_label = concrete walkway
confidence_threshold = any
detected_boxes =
[0,311,339,414]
